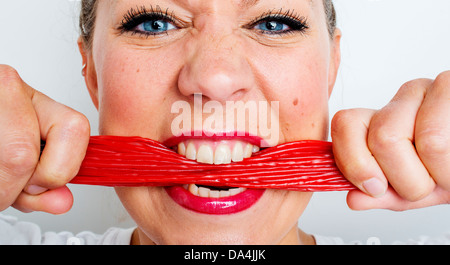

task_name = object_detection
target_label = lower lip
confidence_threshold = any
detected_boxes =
[165,186,265,215]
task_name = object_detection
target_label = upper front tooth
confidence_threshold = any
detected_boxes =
[232,142,244,162]
[178,142,186,156]
[186,142,196,160]
[214,144,232,165]
[197,144,214,164]
[244,143,253,158]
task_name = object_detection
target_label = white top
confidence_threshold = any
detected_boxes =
[313,234,450,245]
[1,214,449,245]
[0,214,134,245]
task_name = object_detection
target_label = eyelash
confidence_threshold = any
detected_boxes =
[246,9,309,35]
[118,5,177,37]
[118,6,309,37]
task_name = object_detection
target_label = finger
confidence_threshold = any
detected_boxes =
[12,186,73,214]
[0,65,40,211]
[347,186,450,211]
[415,71,450,191]
[25,88,90,192]
[368,79,436,202]
[331,108,388,197]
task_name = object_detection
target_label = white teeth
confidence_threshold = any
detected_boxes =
[188,183,198,195]
[252,145,260,153]
[214,144,232,165]
[219,190,231,197]
[231,142,244,162]
[185,184,247,198]
[185,142,197,160]
[197,145,214,164]
[198,186,210,197]
[209,190,220,198]
[178,140,259,165]
[244,143,253,158]
[178,142,186,156]
[229,188,243,196]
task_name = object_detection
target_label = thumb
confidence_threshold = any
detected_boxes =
[347,186,450,211]
[12,186,73,215]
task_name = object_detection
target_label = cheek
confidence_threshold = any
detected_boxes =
[251,45,330,141]
[95,45,181,139]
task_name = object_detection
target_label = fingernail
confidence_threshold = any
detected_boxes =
[25,185,48,195]
[362,178,386,198]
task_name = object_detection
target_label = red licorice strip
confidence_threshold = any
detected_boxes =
[65,136,356,192]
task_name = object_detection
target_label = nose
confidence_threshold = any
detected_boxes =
[178,24,254,103]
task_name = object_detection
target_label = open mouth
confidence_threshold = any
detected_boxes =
[163,133,266,215]
[173,139,260,164]
[165,185,265,215]
[183,184,248,198]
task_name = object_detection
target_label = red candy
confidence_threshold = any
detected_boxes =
[69,136,356,192]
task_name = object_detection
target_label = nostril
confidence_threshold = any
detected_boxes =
[177,43,254,103]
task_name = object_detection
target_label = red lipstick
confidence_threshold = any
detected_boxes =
[165,186,265,215]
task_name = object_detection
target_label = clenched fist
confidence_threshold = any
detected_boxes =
[332,71,450,211]
[0,65,90,214]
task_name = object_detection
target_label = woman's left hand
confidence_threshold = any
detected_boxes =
[331,71,450,211]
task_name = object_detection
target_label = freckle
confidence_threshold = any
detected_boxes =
[293,98,298,106]
[136,68,140,73]
[311,122,315,128]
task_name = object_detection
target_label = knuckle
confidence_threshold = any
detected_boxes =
[402,184,434,202]
[416,130,449,158]
[398,80,415,93]
[38,161,77,188]
[0,140,39,176]
[0,65,22,91]
[43,170,72,188]
[0,65,20,79]
[62,112,91,139]
[368,126,402,154]
[395,79,430,99]
[341,155,370,181]
[331,109,354,136]
[394,177,435,202]
[434,71,450,87]
[38,113,89,188]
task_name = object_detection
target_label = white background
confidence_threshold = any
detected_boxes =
[1,0,449,244]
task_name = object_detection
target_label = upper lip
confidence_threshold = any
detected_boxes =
[162,130,269,148]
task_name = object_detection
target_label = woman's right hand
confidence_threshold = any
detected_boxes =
[0,65,90,214]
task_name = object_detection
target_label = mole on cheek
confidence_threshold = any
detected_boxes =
[293,98,298,106]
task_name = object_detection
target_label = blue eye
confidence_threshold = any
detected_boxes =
[247,13,309,36]
[119,7,178,36]
[138,20,176,33]
[255,21,289,32]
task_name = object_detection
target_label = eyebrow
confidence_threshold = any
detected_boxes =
[239,0,261,8]
[240,0,314,9]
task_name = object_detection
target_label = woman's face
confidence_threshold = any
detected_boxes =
[81,0,341,244]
